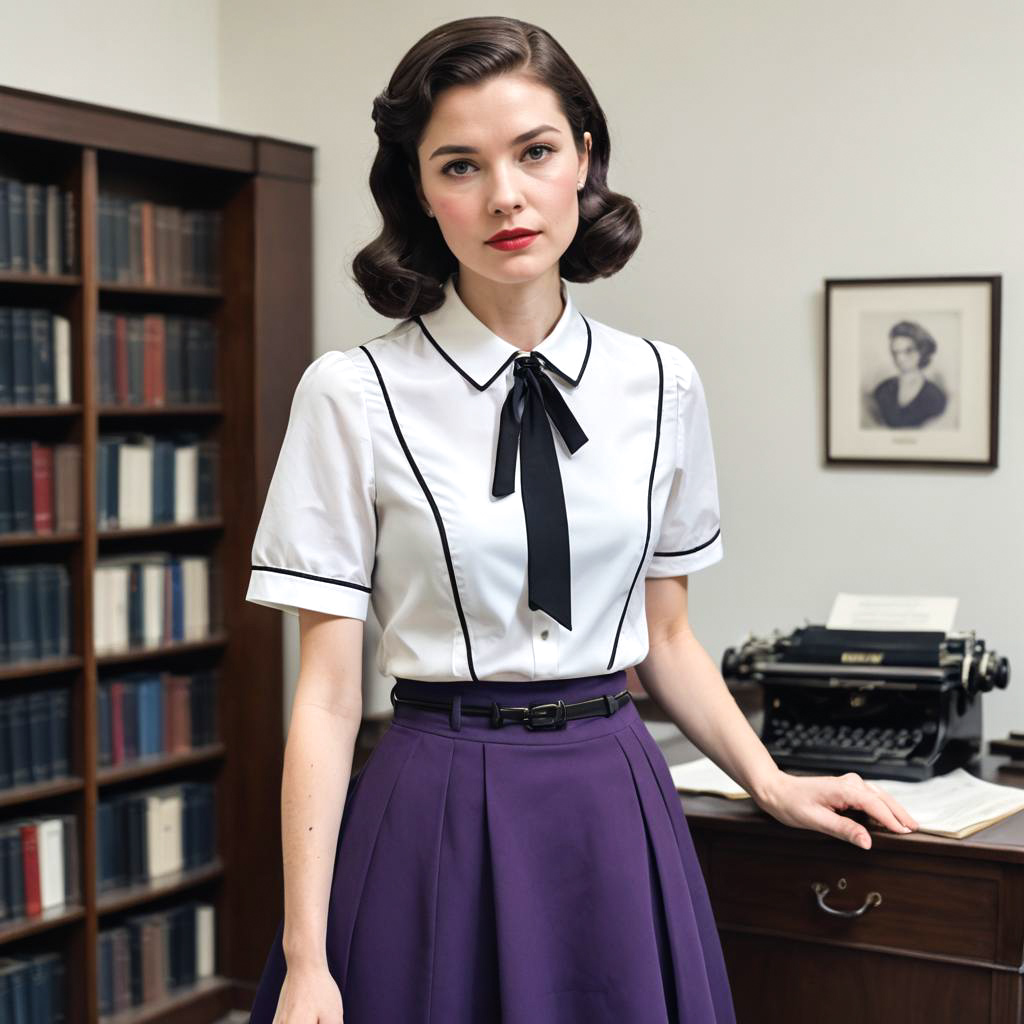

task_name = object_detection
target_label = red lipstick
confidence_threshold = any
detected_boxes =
[486,228,540,252]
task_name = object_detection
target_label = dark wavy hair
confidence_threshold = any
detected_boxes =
[351,16,642,320]
[889,320,938,368]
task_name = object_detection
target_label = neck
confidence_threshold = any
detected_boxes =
[453,267,565,352]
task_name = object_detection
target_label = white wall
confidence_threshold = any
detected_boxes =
[3,1,1021,742]
[0,1,220,125]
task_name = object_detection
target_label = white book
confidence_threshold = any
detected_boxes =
[52,315,71,404]
[142,558,165,647]
[92,567,107,655]
[196,903,215,977]
[110,563,130,652]
[37,817,66,911]
[145,792,164,877]
[174,444,198,522]
[161,787,184,875]
[181,556,209,640]
[119,437,154,528]
[94,563,128,655]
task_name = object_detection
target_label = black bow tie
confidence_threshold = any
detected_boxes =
[491,353,589,630]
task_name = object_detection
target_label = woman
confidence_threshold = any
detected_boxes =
[871,320,948,428]
[245,17,919,1023]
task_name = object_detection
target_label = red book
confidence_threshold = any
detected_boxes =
[20,821,41,917]
[110,680,125,765]
[143,314,164,406]
[31,442,54,533]
[171,673,191,752]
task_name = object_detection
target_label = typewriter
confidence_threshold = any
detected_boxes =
[721,624,1010,781]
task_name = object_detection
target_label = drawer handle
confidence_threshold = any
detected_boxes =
[811,881,882,918]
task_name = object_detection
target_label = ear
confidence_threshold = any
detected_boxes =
[579,131,592,185]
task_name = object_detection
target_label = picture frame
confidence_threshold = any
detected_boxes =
[824,275,1001,467]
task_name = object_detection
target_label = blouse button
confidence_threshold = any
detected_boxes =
[540,629,550,641]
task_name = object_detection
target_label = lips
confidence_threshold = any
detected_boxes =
[487,229,539,242]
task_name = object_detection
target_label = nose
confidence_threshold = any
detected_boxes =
[488,167,526,215]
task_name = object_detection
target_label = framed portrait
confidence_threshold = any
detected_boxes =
[825,275,1001,467]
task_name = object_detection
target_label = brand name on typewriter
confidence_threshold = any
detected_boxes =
[840,651,884,664]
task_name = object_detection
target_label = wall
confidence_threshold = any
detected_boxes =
[3,0,1020,742]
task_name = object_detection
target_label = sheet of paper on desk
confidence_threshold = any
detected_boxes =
[669,756,750,799]
[869,768,1024,839]
[667,759,1024,838]
[827,592,958,632]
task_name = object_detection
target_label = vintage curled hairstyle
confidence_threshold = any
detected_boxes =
[889,320,938,368]
[351,16,642,319]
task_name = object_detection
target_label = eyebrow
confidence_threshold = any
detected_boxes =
[428,124,561,160]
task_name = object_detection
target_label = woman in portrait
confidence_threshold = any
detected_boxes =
[871,320,948,428]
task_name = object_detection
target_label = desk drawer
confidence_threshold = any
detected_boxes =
[708,837,1001,963]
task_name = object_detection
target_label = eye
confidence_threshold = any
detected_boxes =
[441,159,474,178]
[440,143,556,177]
[524,143,554,161]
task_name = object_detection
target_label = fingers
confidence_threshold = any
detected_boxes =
[805,802,873,850]
[842,773,919,835]
[864,779,921,830]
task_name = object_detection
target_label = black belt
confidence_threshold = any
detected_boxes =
[389,684,632,731]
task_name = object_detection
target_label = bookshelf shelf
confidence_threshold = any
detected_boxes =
[0,272,83,287]
[99,284,222,300]
[0,776,84,810]
[97,405,222,418]
[0,904,87,945]
[0,654,84,681]
[99,975,233,1024]
[97,860,224,918]
[94,633,229,668]
[0,529,83,547]
[1,83,310,1021]
[97,744,225,788]
[0,404,81,418]
[97,519,224,541]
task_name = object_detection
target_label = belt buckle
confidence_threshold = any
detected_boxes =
[524,699,567,730]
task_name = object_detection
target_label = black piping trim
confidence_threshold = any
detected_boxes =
[357,344,479,682]
[607,337,663,671]
[414,312,594,391]
[250,565,371,593]
[653,526,722,558]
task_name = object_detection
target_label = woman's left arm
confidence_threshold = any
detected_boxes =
[634,575,920,850]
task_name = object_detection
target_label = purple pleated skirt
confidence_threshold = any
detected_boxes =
[248,669,737,1023]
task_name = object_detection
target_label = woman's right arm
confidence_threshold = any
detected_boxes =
[274,609,366,1017]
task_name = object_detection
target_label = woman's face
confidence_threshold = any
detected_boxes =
[414,73,591,287]
[890,334,921,373]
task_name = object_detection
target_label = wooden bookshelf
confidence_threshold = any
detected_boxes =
[1,84,313,1021]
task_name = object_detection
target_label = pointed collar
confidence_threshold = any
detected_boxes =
[414,273,592,391]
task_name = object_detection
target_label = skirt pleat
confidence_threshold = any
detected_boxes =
[248,670,737,1024]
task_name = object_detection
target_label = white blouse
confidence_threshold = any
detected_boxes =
[245,273,724,683]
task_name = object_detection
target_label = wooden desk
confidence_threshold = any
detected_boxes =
[652,702,1024,1024]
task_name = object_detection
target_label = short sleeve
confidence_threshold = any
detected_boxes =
[646,346,724,578]
[245,350,376,619]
